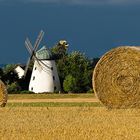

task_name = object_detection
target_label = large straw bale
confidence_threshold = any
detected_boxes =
[0,80,7,107]
[93,46,140,109]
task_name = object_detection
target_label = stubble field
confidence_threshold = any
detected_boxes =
[0,94,140,140]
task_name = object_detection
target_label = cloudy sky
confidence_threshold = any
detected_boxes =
[0,0,140,63]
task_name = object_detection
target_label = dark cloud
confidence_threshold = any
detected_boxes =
[25,0,140,5]
[1,0,140,5]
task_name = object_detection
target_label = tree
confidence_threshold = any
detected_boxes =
[51,40,68,59]
[18,61,33,91]
[91,58,100,68]
[63,51,93,93]
[50,40,69,89]
[63,75,77,93]
[2,64,18,85]
[0,68,3,79]
[51,41,98,93]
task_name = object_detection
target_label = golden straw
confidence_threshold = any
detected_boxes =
[0,80,7,107]
[93,46,140,109]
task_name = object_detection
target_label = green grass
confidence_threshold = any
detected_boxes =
[6,102,101,107]
[8,93,95,100]
[7,93,97,107]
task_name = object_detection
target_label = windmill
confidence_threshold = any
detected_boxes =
[24,30,61,93]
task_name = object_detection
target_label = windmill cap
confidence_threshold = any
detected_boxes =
[36,46,53,60]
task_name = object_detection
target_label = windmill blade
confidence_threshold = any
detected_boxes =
[24,57,32,77]
[24,30,45,77]
[25,39,36,60]
[25,40,33,55]
[24,38,36,78]
[34,30,44,51]
[25,38,34,55]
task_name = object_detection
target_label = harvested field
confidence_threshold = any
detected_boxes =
[1,94,139,139]
[0,107,140,140]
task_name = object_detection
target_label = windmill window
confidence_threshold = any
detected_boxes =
[31,87,33,91]
[54,86,57,91]
[33,76,35,80]
[51,67,53,70]
[35,67,37,70]
[53,76,55,80]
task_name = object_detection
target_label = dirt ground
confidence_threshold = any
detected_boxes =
[8,98,99,103]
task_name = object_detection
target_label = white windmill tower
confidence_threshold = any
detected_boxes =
[24,30,61,93]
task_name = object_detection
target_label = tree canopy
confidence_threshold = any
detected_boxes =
[51,41,98,93]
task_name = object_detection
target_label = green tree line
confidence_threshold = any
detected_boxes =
[0,42,99,93]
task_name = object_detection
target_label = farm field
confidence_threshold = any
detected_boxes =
[1,107,140,140]
[8,93,95,100]
[1,94,140,139]
[7,93,100,107]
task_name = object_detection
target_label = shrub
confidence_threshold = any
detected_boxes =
[20,90,35,94]
[63,75,77,93]
[7,82,21,93]
[87,88,94,94]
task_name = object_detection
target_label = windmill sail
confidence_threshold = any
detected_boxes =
[24,30,44,77]
[34,30,44,51]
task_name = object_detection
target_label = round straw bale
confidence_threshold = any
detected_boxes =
[0,80,7,107]
[93,46,140,109]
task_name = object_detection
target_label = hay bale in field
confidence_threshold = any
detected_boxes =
[93,46,140,109]
[0,80,7,107]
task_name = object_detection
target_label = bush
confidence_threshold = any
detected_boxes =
[20,90,35,94]
[7,82,21,93]
[63,75,77,93]
[87,88,94,93]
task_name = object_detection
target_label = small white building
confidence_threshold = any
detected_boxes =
[29,46,61,93]
[15,65,25,79]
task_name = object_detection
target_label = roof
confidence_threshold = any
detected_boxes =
[36,46,53,60]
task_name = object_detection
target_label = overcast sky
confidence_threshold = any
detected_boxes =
[0,0,140,63]
[1,0,140,5]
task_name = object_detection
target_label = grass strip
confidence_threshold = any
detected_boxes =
[6,102,102,107]
[8,94,95,100]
